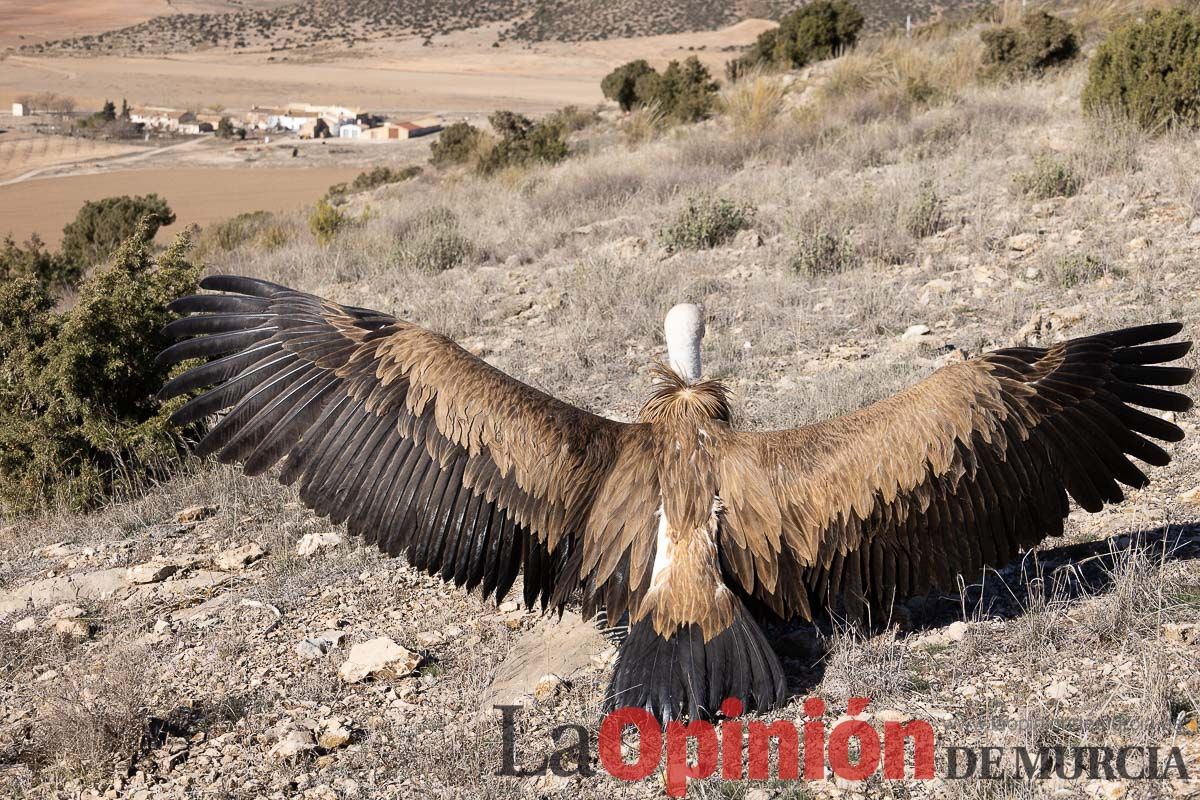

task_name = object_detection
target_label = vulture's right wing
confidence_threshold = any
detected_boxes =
[158,276,660,617]
[722,323,1193,619]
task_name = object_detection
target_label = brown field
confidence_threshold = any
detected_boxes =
[0,22,772,115]
[0,0,168,48]
[0,131,146,183]
[0,166,360,246]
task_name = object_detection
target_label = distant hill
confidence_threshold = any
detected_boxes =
[24,0,976,55]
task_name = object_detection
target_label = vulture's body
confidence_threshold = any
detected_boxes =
[159,276,1194,721]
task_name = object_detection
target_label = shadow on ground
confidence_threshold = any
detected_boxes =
[766,521,1200,694]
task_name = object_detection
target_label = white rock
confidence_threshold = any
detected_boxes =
[337,637,419,684]
[415,630,444,647]
[1126,237,1150,251]
[213,542,266,571]
[295,639,328,660]
[11,616,36,633]
[175,505,218,524]
[946,621,969,642]
[1044,680,1074,700]
[317,720,352,750]
[902,324,931,342]
[1162,623,1200,644]
[126,561,182,585]
[732,228,763,249]
[1179,487,1200,506]
[316,629,346,649]
[269,729,316,760]
[296,531,342,557]
[54,617,91,639]
[153,619,172,635]
[1007,233,1038,251]
[957,685,979,698]
[47,603,85,620]
[533,674,565,703]
[1189,217,1200,234]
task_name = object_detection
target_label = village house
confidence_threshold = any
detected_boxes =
[11,102,29,117]
[364,118,444,141]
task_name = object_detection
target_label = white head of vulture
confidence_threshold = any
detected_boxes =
[158,275,1194,722]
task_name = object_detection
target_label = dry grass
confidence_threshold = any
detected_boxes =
[720,70,788,141]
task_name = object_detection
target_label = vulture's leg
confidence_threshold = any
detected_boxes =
[603,602,786,722]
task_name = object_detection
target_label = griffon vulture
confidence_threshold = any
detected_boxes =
[158,275,1193,721]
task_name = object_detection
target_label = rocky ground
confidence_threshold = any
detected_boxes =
[2,13,1200,800]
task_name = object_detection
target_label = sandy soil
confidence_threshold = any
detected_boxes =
[0,166,360,246]
[0,21,773,115]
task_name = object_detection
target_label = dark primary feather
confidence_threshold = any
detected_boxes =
[156,276,648,618]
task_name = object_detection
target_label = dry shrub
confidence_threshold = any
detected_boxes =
[819,35,982,115]
[659,195,754,251]
[393,207,475,273]
[721,70,787,140]
[790,227,861,276]
[820,626,916,706]
[1014,153,1083,199]
[622,101,669,145]
[37,646,153,782]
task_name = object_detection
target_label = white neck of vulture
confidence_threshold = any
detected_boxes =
[664,303,704,383]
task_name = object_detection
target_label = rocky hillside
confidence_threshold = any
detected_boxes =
[3,8,1200,800]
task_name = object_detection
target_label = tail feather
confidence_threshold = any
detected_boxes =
[604,602,786,722]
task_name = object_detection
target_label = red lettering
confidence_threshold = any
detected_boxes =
[720,698,744,779]
[748,720,800,780]
[883,720,936,779]
[803,697,826,779]
[598,707,662,782]
[664,719,719,797]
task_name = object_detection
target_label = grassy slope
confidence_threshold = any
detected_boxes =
[2,9,1200,799]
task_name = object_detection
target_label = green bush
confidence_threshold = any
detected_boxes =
[1082,9,1200,131]
[660,196,754,251]
[646,57,720,123]
[393,207,474,272]
[477,111,569,174]
[327,165,422,203]
[309,199,348,246]
[546,104,602,132]
[791,228,861,275]
[602,60,656,111]
[59,194,175,274]
[730,1,864,77]
[430,121,484,167]
[600,57,718,122]
[0,222,199,514]
[1015,154,1082,199]
[981,11,1078,78]
[0,234,78,293]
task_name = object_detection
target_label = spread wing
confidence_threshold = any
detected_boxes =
[719,323,1193,619]
[158,275,661,617]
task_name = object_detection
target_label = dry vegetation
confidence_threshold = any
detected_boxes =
[3,3,1200,799]
[25,0,984,55]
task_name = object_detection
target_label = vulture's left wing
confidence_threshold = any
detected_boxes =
[158,276,658,616]
[722,323,1193,619]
